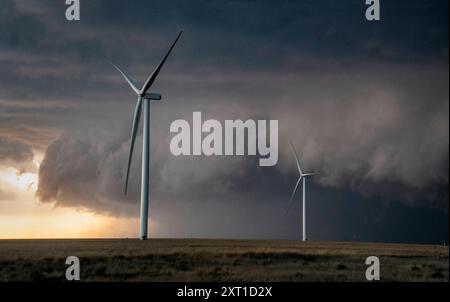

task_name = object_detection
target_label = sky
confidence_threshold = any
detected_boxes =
[0,0,448,243]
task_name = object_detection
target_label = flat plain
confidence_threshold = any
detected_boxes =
[0,239,447,282]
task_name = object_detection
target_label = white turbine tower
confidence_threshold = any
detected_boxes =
[286,142,319,241]
[110,31,182,240]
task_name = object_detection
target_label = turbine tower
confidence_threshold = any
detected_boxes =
[286,142,319,241]
[110,31,182,240]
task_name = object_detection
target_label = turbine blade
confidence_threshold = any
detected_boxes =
[140,31,183,95]
[289,141,303,175]
[303,172,320,177]
[124,97,143,194]
[109,62,140,95]
[285,176,302,216]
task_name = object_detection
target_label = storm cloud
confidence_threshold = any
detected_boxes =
[36,63,449,214]
[1,0,448,242]
[0,137,33,162]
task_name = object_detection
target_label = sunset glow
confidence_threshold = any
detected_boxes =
[0,168,38,192]
[0,155,141,239]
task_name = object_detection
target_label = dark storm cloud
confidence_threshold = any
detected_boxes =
[0,0,46,50]
[36,121,135,215]
[0,136,33,162]
[1,0,448,102]
[274,65,449,198]
[36,117,267,215]
[0,135,36,172]
[36,63,449,214]
[0,0,448,241]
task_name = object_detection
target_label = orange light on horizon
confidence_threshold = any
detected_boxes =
[0,153,150,239]
[0,210,141,239]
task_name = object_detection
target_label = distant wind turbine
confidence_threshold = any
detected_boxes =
[110,31,182,240]
[286,142,319,241]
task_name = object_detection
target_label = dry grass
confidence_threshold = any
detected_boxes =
[0,239,447,282]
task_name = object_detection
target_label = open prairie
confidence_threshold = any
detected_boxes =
[0,239,447,282]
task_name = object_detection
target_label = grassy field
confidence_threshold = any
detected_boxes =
[0,239,447,282]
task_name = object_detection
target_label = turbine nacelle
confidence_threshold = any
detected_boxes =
[301,172,320,178]
[143,93,162,101]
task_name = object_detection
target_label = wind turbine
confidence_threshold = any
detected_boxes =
[110,31,182,240]
[286,142,319,241]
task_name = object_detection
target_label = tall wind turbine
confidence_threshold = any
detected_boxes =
[286,142,319,241]
[110,31,182,240]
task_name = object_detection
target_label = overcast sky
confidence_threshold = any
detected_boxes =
[0,0,448,243]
